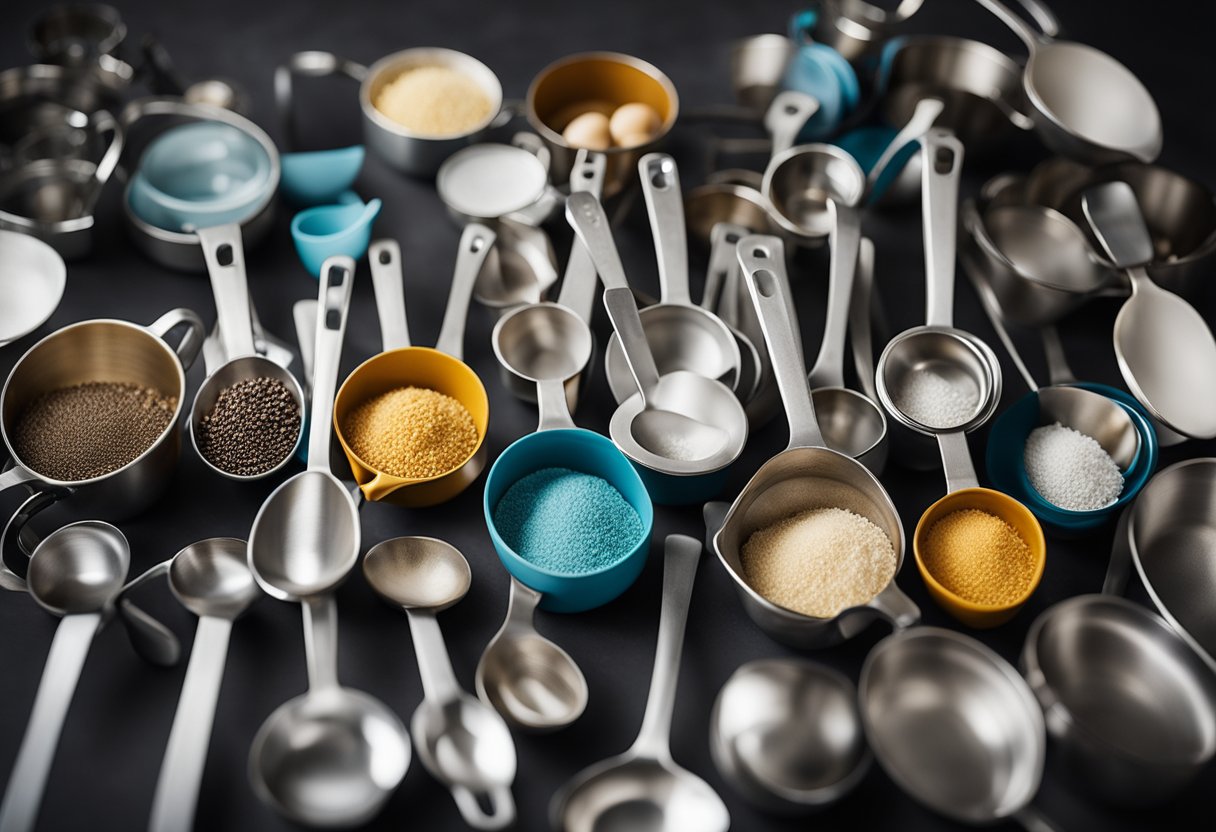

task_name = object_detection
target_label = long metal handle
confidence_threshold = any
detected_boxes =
[638,153,690,305]
[631,535,703,760]
[807,202,862,389]
[764,91,819,158]
[704,223,749,315]
[406,610,462,705]
[1081,182,1156,272]
[850,237,879,400]
[556,151,607,324]
[306,257,354,472]
[303,595,339,692]
[566,192,629,292]
[937,430,979,493]
[367,239,411,351]
[504,577,543,632]
[1040,326,1076,386]
[196,224,256,361]
[962,248,1042,392]
[435,224,495,359]
[1102,506,1134,596]
[921,129,964,328]
[866,97,943,199]
[535,378,575,432]
[148,616,233,832]
[737,235,825,450]
[0,613,101,832]
[292,300,318,396]
[603,287,661,400]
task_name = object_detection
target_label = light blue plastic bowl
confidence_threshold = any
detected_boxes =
[281,145,365,207]
[290,194,381,278]
[484,428,654,613]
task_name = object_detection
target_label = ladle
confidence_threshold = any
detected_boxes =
[710,658,870,814]
[717,235,914,648]
[148,538,259,832]
[1081,181,1216,440]
[860,627,1057,831]
[363,537,517,830]
[603,153,743,400]
[550,534,729,832]
[475,577,588,732]
[567,192,748,502]
[976,0,1162,163]
[189,224,305,480]
[0,521,129,832]
[247,256,410,828]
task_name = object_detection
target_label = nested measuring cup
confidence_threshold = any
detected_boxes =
[333,227,494,506]
[710,234,917,650]
[485,301,653,612]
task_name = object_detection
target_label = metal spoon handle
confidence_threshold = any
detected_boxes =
[292,299,318,396]
[962,252,1042,392]
[632,535,703,760]
[1102,506,1134,596]
[764,91,819,158]
[566,192,629,292]
[1040,326,1077,386]
[936,430,979,494]
[867,98,943,199]
[1080,182,1156,277]
[921,129,964,328]
[704,223,749,316]
[849,237,879,400]
[196,224,256,360]
[603,287,661,400]
[639,154,690,306]
[505,576,543,630]
[303,594,339,692]
[368,239,411,351]
[0,613,101,832]
[306,256,354,472]
[556,150,606,325]
[436,224,495,359]
[536,378,575,432]
[148,616,233,832]
[808,202,862,389]
[407,610,462,704]
[738,235,826,449]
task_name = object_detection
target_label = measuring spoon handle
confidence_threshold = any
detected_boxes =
[148,616,233,832]
[368,239,411,351]
[808,201,862,389]
[603,287,661,400]
[556,150,606,324]
[306,257,354,472]
[197,224,257,360]
[407,610,462,704]
[921,129,964,328]
[566,192,629,292]
[0,613,101,832]
[639,153,690,305]
[867,97,943,199]
[303,595,339,692]
[435,224,495,360]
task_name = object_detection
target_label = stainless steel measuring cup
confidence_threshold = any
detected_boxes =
[364,537,517,830]
[762,142,866,245]
[603,153,743,400]
[709,235,915,649]
[0,521,129,832]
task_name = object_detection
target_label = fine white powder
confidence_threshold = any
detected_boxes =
[892,371,979,429]
[1024,422,1124,511]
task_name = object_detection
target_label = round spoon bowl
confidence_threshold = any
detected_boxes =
[27,520,129,615]
[247,470,360,601]
[168,537,258,620]
[762,143,866,244]
[476,629,588,731]
[411,695,517,788]
[363,536,471,611]
[493,302,592,403]
[553,756,728,832]
[248,688,411,829]
[811,386,888,475]
[711,658,870,813]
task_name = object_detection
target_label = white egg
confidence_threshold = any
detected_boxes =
[562,111,612,151]
[609,102,661,146]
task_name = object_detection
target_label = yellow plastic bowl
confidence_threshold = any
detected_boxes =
[333,346,489,507]
[913,487,1046,629]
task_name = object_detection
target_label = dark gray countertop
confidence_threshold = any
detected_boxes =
[2,0,1214,829]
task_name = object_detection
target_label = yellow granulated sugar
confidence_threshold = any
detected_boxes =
[740,507,897,619]
[921,508,1035,606]
[374,66,492,136]
[343,386,478,479]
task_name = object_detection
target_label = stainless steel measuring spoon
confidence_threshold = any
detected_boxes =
[703,222,764,411]
[148,538,258,832]
[1081,181,1216,440]
[604,153,743,400]
[551,534,729,832]
[364,537,517,830]
[0,521,129,832]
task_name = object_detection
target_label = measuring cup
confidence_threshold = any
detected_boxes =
[976,0,1161,163]
[0,521,129,832]
[568,192,748,505]
[333,226,494,506]
[551,534,729,832]
[762,142,866,246]
[603,153,743,400]
[486,300,653,611]
[1081,182,1216,440]
[710,658,870,814]
[860,627,1057,832]
[290,195,382,278]
[715,236,914,649]
[364,537,517,830]
[148,538,258,832]
[188,224,305,480]
[248,257,410,827]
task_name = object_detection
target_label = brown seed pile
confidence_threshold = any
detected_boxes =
[197,377,301,476]
[342,386,478,479]
[920,509,1036,606]
[12,381,177,481]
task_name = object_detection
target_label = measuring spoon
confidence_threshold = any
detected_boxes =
[551,534,729,832]
[0,521,129,832]
[703,222,764,411]
[364,537,517,830]
[1081,181,1216,440]
[148,538,258,832]
[248,257,410,827]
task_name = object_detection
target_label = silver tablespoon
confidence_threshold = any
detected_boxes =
[550,534,729,832]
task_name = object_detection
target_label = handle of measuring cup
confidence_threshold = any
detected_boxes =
[86,109,124,209]
[148,307,206,372]
[1,484,70,591]
[435,224,496,360]
[921,129,963,329]
[275,51,369,152]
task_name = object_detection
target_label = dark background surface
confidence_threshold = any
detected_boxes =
[2,0,1215,830]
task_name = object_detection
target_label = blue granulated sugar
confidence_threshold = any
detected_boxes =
[493,467,644,574]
